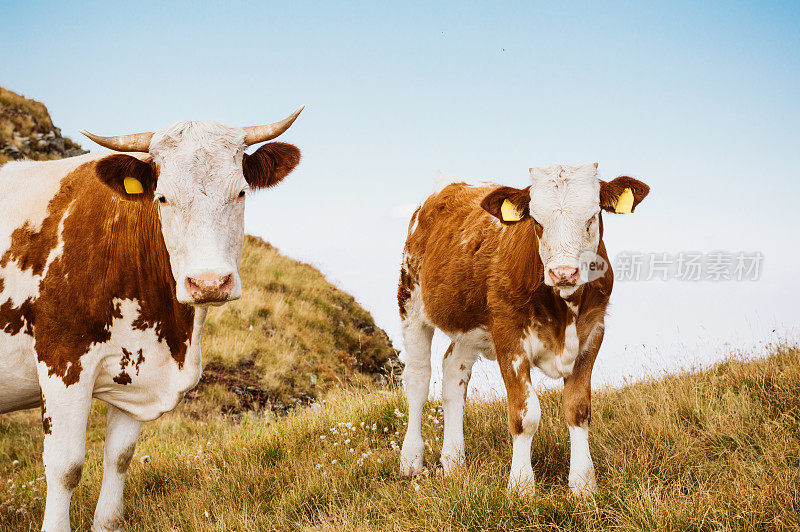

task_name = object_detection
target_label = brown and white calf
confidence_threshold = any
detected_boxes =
[397,163,649,495]
[0,108,302,531]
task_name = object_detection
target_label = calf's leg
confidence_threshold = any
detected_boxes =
[562,323,603,496]
[92,405,143,532]
[440,341,478,474]
[497,352,540,495]
[399,318,434,476]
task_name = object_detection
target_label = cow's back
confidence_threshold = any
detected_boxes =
[400,183,504,334]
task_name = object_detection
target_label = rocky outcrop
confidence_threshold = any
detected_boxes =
[0,86,87,164]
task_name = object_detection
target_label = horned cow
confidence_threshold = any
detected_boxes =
[0,108,303,532]
[397,163,649,495]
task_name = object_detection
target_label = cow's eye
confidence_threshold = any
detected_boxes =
[156,195,168,205]
[238,190,246,198]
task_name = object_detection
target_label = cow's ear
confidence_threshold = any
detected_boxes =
[481,186,531,224]
[96,154,157,202]
[243,142,301,189]
[600,176,650,214]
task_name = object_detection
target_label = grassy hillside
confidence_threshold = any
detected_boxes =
[197,235,399,414]
[2,345,798,531]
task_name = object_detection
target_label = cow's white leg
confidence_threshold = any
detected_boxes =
[92,405,142,532]
[40,379,93,532]
[399,318,434,476]
[567,423,595,495]
[497,353,540,495]
[440,341,478,475]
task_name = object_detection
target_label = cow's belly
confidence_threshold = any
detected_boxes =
[442,326,496,359]
[0,331,39,413]
[522,323,580,379]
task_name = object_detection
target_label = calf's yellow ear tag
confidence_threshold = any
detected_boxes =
[123,177,144,195]
[500,199,523,223]
[614,187,634,214]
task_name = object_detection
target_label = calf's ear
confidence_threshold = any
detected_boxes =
[96,154,158,202]
[481,186,531,225]
[243,142,301,189]
[599,176,650,214]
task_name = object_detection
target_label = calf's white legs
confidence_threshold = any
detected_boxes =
[399,320,434,476]
[92,405,143,532]
[567,424,596,496]
[507,383,541,494]
[440,341,478,474]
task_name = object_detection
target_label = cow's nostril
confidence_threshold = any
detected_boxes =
[549,267,580,285]
[185,273,234,302]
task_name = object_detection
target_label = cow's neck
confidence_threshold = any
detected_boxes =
[553,285,584,316]
[100,197,196,366]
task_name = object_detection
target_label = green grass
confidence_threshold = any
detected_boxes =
[2,345,799,531]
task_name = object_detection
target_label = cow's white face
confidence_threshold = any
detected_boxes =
[90,117,301,306]
[528,164,601,290]
[481,164,649,295]
[149,121,249,305]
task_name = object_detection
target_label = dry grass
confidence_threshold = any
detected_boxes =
[2,345,799,531]
[197,235,398,412]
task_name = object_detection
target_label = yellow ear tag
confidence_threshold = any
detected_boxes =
[123,177,144,195]
[500,199,523,223]
[615,187,634,214]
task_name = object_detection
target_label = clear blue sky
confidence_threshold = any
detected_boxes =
[2,1,799,391]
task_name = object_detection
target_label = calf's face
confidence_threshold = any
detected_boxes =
[482,163,649,291]
[88,118,301,306]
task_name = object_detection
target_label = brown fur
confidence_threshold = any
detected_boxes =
[402,183,615,434]
[1,158,194,387]
[62,463,83,490]
[243,142,301,189]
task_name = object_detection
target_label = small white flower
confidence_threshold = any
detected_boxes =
[331,459,338,465]
[11,460,19,467]
[140,455,151,464]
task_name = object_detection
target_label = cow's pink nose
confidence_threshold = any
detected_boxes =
[548,266,580,286]
[185,272,234,303]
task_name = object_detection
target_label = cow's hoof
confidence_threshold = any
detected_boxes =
[507,472,536,497]
[400,442,424,476]
[568,467,596,497]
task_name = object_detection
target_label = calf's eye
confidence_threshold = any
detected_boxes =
[156,195,168,205]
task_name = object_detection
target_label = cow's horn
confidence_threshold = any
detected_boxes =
[79,130,154,153]
[242,105,304,146]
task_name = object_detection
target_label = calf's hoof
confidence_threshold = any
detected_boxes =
[568,467,596,497]
[507,471,536,497]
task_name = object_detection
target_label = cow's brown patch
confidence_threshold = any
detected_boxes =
[0,296,35,337]
[40,389,52,435]
[3,158,194,387]
[62,463,83,490]
[116,443,136,474]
